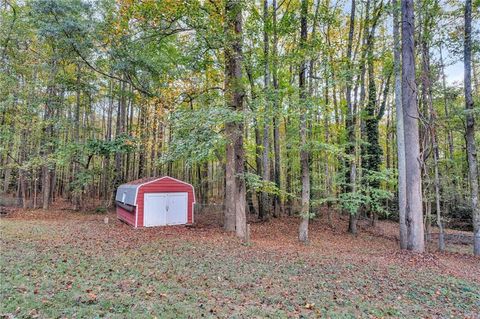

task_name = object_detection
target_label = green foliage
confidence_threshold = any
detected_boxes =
[1,0,478,232]
[94,206,107,213]
[161,107,243,166]
[335,159,395,216]
[244,172,284,197]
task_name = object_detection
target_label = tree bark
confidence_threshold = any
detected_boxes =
[420,14,445,251]
[224,0,247,240]
[346,0,358,234]
[402,0,424,252]
[393,0,407,249]
[464,0,480,256]
[72,63,81,210]
[42,80,56,210]
[245,62,264,219]
[272,0,282,217]
[114,78,126,192]
[298,0,309,243]
[261,0,271,220]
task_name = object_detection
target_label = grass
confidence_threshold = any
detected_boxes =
[1,210,479,318]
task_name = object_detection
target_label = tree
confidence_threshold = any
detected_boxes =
[402,0,424,252]
[224,0,247,240]
[393,0,407,249]
[362,0,388,227]
[464,0,479,256]
[345,0,358,234]
[261,0,271,221]
[272,0,282,217]
[298,0,310,243]
[1,0,478,252]
[419,0,444,251]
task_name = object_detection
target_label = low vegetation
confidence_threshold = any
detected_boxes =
[1,209,478,318]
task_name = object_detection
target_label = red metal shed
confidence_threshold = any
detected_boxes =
[115,176,195,228]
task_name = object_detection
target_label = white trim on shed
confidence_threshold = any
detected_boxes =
[115,176,196,208]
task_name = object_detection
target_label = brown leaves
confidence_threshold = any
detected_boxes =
[87,292,97,302]
[2,205,480,318]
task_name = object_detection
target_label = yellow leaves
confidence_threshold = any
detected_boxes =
[304,302,315,309]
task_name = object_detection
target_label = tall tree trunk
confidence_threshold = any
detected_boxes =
[246,63,264,219]
[224,0,247,240]
[272,0,282,217]
[285,117,292,216]
[439,45,454,164]
[138,105,146,178]
[420,14,445,250]
[19,130,28,209]
[393,0,407,249]
[464,0,480,256]
[114,78,126,193]
[42,80,56,210]
[439,44,459,206]
[402,0,424,252]
[363,5,383,228]
[298,0,310,243]
[3,151,11,193]
[346,0,358,234]
[73,63,81,210]
[103,79,114,202]
[433,134,445,251]
[261,0,271,220]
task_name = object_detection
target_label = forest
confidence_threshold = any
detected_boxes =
[0,0,479,316]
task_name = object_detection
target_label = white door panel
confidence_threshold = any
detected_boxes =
[166,193,188,225]
[144,192,187,226]
[144,194,167,226]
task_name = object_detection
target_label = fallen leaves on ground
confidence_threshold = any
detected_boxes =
[0,206,479,318]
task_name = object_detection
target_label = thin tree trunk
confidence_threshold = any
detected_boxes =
[42,82,56,210]
[261,0,271,220]
[138,105,146,178]
[285,117,292,216]
[73,64,81,210]
[246,63,264,219]
[346,0,358,234]
[114,78,126,191]
[439,42,457,209]
[439,45,454,163]
[298,0,309,243]
[272,0,282,217]
[433,135,445,251]
[464,0,480,256]
[393,0,407,248]
[420,16,445,250]
[3,154,11,193]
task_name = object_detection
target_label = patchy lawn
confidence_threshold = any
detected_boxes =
[1,208,479,318]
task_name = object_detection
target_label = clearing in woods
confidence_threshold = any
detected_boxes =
[1,207,479,318]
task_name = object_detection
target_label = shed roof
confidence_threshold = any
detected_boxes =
[115,176,195,206]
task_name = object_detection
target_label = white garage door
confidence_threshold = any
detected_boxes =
[144,192,188,227]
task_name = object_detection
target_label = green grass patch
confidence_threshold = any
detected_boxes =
[1,219,479,318]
